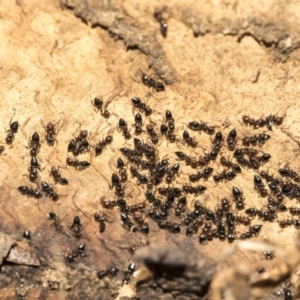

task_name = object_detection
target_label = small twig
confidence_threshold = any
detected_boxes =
[72,189,90,217]
[281,128,300,159]
[103,76,124,110]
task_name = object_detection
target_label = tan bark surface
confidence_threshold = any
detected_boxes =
[1,0,300,299]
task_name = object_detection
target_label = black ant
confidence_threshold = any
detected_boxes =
[134,113,143,135]
[154,7,168,38]
[94,135,113,156]
[165,163,180,184]
[18,185,43,199]
[250,224,262,236]
[182,185,207,195]
[92,97,110,118]
[131,97,152,116]
[185,219,202,236]
[162,111,176,141]
[67,138,77,154]
[221,198,231,211]
[174,196,187,216]
[175,151,187,161]
[27,132,41,157]
[140,222,149,235]
[28,156,40,182]
[253,174,268,197]
[188,121,202,131]
[213,170,236,182]
[214,204,225,219]
[194,200,207,214]
[185,155,200,169]
[23,230,31,240]
[130,166,148,185]
[70,216,82,239]
[41,181,59,201]
[232,186,244,210]
[256,267,266,274]
[160,123,169,137]
[92,97,103,112]
[202,123,215,135]
[100,198,116,209]
[125,203,146,213]
[165,222,181,233]
[256,153,271,165]
[120,212,137,232]
[122,262,135,285]
[242,114,283,130]
[131,213,149,234]
[201,222,214,242]
[240,225,262,239]
[146,125,159,144]
[115,199,129,209]
[111,173,121,189]
[182,130,197,147]
[143,142,156,160]
[241,115,254,127]
[141,71,165,92]
[189,167,213,182]
[118,118,131,139]
[133,137,143,153]
[68,129,89,156]
[64,243,86,263]
[263,250,274,259]
[199,233,208,245]
[242,115,265,128]
[5,115,19,145]
[295,220,300,228]
[66,157,90,171]
[107,266,119,277]
[145,190,156,203]
[234,147,259,158]
[226,129,237,151]
[279,166,300,182]
[50,166,69,185]
[188,121,215,135]
[158,186,181,197]
[242,133,271,147]
[120,148,141,166]
[110,173,125,197]
[48,212,64,233]
[289,207,300,215]
[97,270,108,279]
[94,212,106,233]
[276,288,293,300]
[180,153,199,169]
[209,133,222,159]
[75,129,88,142]
[235,215,251,226]
[260,170,279,183]
[132,213,144,225]
[42,121,60,146]
[212,131,223,145]
[97,266,119,279]
[117,157,128,182]
[78,137,90,155]
[245,207,259,217]
[166,130,177,143]
[277,203,287,212]
[220,156,241,173]
[257,209,276,222]
[278,219,295,228]
[265,114,284,130]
